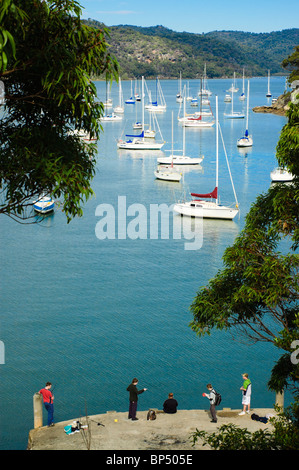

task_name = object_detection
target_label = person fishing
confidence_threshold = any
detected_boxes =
[39,382,55,427]
[126,378,147,421]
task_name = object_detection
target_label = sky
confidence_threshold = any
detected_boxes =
[79,0,299,34]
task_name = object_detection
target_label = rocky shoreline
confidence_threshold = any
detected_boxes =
[253,87,299,116]
[252,105,287,116]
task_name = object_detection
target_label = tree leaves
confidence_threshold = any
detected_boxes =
[0,0,118,222]
[189,100,299,392]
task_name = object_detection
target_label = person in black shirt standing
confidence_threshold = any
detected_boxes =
[127,378,147,420]
[163,393,178,414]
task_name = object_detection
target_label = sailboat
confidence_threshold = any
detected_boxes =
[125,80,135,104]
[103,81,113,108]
[228,72,239,93]
[144,111,156,138]
[176,72,183,102]
[183,82,215,127]
[157,99,204,165]
[186,82,193,102]
[117,77,165,150]
[270,167,294,182]
[101,81,122,121]
[224,82,244,119]
[33,194,55,214]
[173,96,239,220]
[154,113,182,182]
[134,79,141,101]
[114,77,124,114]
[198,64,212,96]
[145,78,166,112]
[237,81,253,147]
[266,70,272,97]
[239,68,246,101]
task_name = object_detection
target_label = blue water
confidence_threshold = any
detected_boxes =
[0,77,290,449]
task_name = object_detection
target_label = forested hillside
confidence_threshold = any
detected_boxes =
[83,20,298,79]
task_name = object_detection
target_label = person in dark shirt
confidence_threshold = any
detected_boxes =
[163,393,178,414]
[126,378,147,420]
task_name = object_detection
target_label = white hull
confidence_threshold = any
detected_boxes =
[144,130,156,138]
[183,119,214,128]
[101,114,122,122]
[198,90,212,96]
[33,196,55,214]
[68,129,97,142]
[114,106,124,114]
[173,200,238,220]
[145,104,166,112]
[154,167,182,182]
[237,136,253,147]
[117,138,164,150]
[157,155,203,165]
[270,168,294,182]
[224,112,245,119]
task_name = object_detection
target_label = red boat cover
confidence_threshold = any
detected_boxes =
[191,187,218,199]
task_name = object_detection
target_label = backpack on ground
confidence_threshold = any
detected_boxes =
[147,409,156,420]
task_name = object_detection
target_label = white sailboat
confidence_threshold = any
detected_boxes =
[198,64,212,96]
[266,70,272,97]
[224,93,232,103]
[270,167,294,182]
[157,99,204,165]
[33,194,55,214]
[125,80,135,104]
[154,113,182,182]
[228,72,239,93]
[114,77,124,114]
[239,68,246,101]
[176,72,183,102]
[103,81,113,108]
[145,78,167,112]
[224,83,244,119]
[101,112,122,122]
[134,79,141,101]
[237,81,253,147]
[186,81,193,102]
[68,128,97,142]
[183,84,215,127]
[144,111,156,138]
[117,77,165,150]
[173,96,239,220]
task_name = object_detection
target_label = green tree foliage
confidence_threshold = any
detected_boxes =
[282,45,299,83]
[189,100,299,395]
[0,0,118,222]
[191,412,299,450]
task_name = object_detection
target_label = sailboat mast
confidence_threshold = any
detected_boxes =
[142,76,145,132]
[183,98,186,156]
[171,111,174,168]
[216,95,219,205]
[246,80,250,131]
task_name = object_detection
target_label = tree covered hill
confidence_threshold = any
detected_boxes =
[83,19,299,79]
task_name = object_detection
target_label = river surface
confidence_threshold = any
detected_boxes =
[0,76,289,449]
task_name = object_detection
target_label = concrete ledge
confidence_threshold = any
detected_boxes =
[27,408,276,450]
